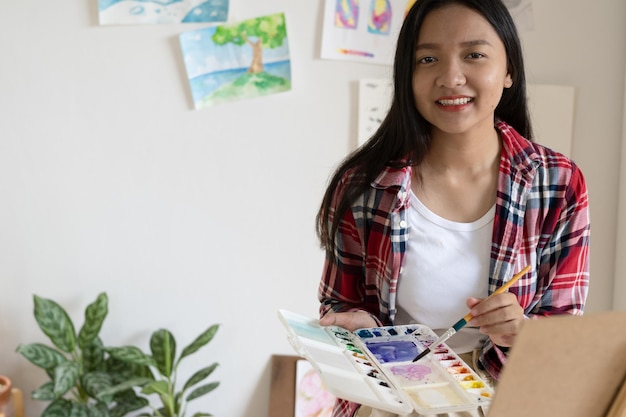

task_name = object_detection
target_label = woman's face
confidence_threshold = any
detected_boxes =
[412,4,512,137]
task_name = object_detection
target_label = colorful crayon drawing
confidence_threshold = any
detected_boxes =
[179,13,291,109]
[405,0,417,16]
[335,0,359,29]
[321,0,405,65]
[98,0,228,25]
[368,0,392,34]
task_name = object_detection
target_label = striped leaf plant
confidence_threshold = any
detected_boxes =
[99,325,220,417]
[16,293,150,417]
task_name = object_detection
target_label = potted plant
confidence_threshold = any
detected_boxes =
[16,293,149,417]
[100,325,220,417]
[17,293,221,417]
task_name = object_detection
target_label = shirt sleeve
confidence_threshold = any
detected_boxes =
[317,176,385,323]
[530,162,590,318]
[481,161,591,380]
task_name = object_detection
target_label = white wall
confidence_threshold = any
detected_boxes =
[0,1,623,417]
[520,0,626,313]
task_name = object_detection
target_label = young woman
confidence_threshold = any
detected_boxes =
[316,0,590,416]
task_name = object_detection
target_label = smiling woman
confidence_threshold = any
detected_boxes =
[315,0,590,416]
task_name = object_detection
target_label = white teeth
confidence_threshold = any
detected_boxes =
[438,97,472,105]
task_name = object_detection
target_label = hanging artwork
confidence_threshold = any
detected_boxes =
[98,0,228,25]
[179,13,291,109]
[368,0,392,35]
[335,0,359,29]
[321,0,411,65]
[358,78,392,146]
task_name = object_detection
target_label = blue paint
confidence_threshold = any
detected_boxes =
[365,340,419,363]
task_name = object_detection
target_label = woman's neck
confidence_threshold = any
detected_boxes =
[412,127,502,223]
[425,127,501,175]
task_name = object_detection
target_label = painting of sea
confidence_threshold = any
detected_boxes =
[98,0,228,25]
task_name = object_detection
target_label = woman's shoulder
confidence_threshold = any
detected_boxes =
[497,120,587,193]
[497,120,579,170]
[339,163,411,189]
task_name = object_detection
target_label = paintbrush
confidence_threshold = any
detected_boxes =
[412,265,531,362]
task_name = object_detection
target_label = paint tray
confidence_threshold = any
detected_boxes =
[278,309,493,415]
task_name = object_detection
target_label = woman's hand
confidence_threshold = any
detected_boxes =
[466,293,525,347]
[319,311,378,332]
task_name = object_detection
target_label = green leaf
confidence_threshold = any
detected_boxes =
[150,329,176,378]
[182,363,218,391]
[140,380,169,396]
[106,346,156,368]
[109,390,149,417]
[78,293,108,350]
[53,361,80,397]
[32,381,55,401]
[34,295,77,353]
[191,413,212,417]
[87,402,110,417]
[16,343,68,371]
[82,371,113,403]
[186,381,219,402]
[174,391,183,414]
[42,398,72,417]
[69,403,89,417]
[105,357,153,385]
[179,325,219,363]
[82,337,106,373]
[96,377,153,399]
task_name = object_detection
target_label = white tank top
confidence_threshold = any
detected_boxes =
[396,191,494,353]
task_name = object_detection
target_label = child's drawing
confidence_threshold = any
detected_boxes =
[321,0,410,65]
[98,0,228,25]
[368,0,392,34]
[179,13,291,109]
[335,0,359,29]
[405,0,416,15]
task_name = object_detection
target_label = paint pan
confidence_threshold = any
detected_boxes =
[278,309,494,415]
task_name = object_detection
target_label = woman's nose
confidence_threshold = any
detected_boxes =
[436,60,466,88]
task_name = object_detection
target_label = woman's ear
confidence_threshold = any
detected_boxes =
[504,73,513,89]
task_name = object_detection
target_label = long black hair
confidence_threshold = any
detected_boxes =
[317,0,532,256]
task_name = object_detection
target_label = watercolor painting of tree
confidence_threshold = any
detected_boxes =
[180,13,291,109]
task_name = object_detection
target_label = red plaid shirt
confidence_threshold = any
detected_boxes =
[318,120,590,417]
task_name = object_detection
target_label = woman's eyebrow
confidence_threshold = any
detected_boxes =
[416,39,493,51]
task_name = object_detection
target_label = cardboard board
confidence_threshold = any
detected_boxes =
[487,310,626,417]
[269,355,301,417]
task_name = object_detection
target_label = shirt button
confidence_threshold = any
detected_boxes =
[399,220,407,228]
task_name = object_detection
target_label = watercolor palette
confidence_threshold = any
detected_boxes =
[278,309,493,415]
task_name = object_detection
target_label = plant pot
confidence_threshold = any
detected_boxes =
[0,375,14,417]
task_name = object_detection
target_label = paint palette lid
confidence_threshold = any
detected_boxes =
[278,309,492,415]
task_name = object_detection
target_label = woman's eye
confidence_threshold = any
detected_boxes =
[467,52,485,59]
[417,56,436,64]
